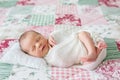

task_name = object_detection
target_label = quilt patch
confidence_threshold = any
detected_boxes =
[0,0,120,80]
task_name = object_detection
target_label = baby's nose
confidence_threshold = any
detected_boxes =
[35,42,42,50]
[35,42,40,47]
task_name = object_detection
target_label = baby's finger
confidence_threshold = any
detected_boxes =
[51,39,56,44]
[51,41,56,46]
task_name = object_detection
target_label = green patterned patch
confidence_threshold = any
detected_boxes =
[27,15,55,26]
[0,62,13,80]
[104,38,120,61]
[9,6,33,15]
[78,0,98,5]
[60,0,78,5]
[0,0,18,8]
[100,6,120,16]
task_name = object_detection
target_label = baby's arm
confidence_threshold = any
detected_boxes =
[78,31,98,62]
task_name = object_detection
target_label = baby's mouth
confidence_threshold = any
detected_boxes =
[42,45,45,51]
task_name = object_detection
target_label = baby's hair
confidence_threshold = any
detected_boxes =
[19,30,39,54]
[19,31,30,54]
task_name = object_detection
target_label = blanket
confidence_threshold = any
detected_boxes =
[0,0,120,80]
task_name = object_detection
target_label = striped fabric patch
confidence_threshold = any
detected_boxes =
[78,0,98,5]
[104,38,120,61]
[0,0,18,8]
[9,6,33,15]
[27,15,55,26]
[100,6,120,16]
[0,62,13,80]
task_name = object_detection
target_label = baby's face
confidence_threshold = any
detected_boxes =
[21,31,49,58]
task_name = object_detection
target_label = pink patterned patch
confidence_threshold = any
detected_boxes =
[55,14,81,26]
[51,67,91,80]
[17,0,35,5]
[0,8,8,25]
[56,5,78,14]
[17,0,58,6]
[26,26,54,37]
[98,0,120,7]
[78,6,107,25]
[96,59,120,79]
[0,39,15,57]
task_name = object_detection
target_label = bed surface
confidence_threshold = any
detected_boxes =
[0,0,120,80]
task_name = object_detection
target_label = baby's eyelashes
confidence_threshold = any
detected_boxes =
[36,37,40,42]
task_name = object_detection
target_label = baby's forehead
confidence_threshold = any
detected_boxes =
[20,31,36,43]
[21,31,42,44]
[26,31,38,39]
[26,31,40,37]
[20,31,37,51]
[27,31,38,35]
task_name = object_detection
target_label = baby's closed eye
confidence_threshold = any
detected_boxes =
[36,37,40,42]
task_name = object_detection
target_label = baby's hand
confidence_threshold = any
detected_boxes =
[48,36,56,47]
[97,41,107,49]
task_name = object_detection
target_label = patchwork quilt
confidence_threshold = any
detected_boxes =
[0,0,120,80]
